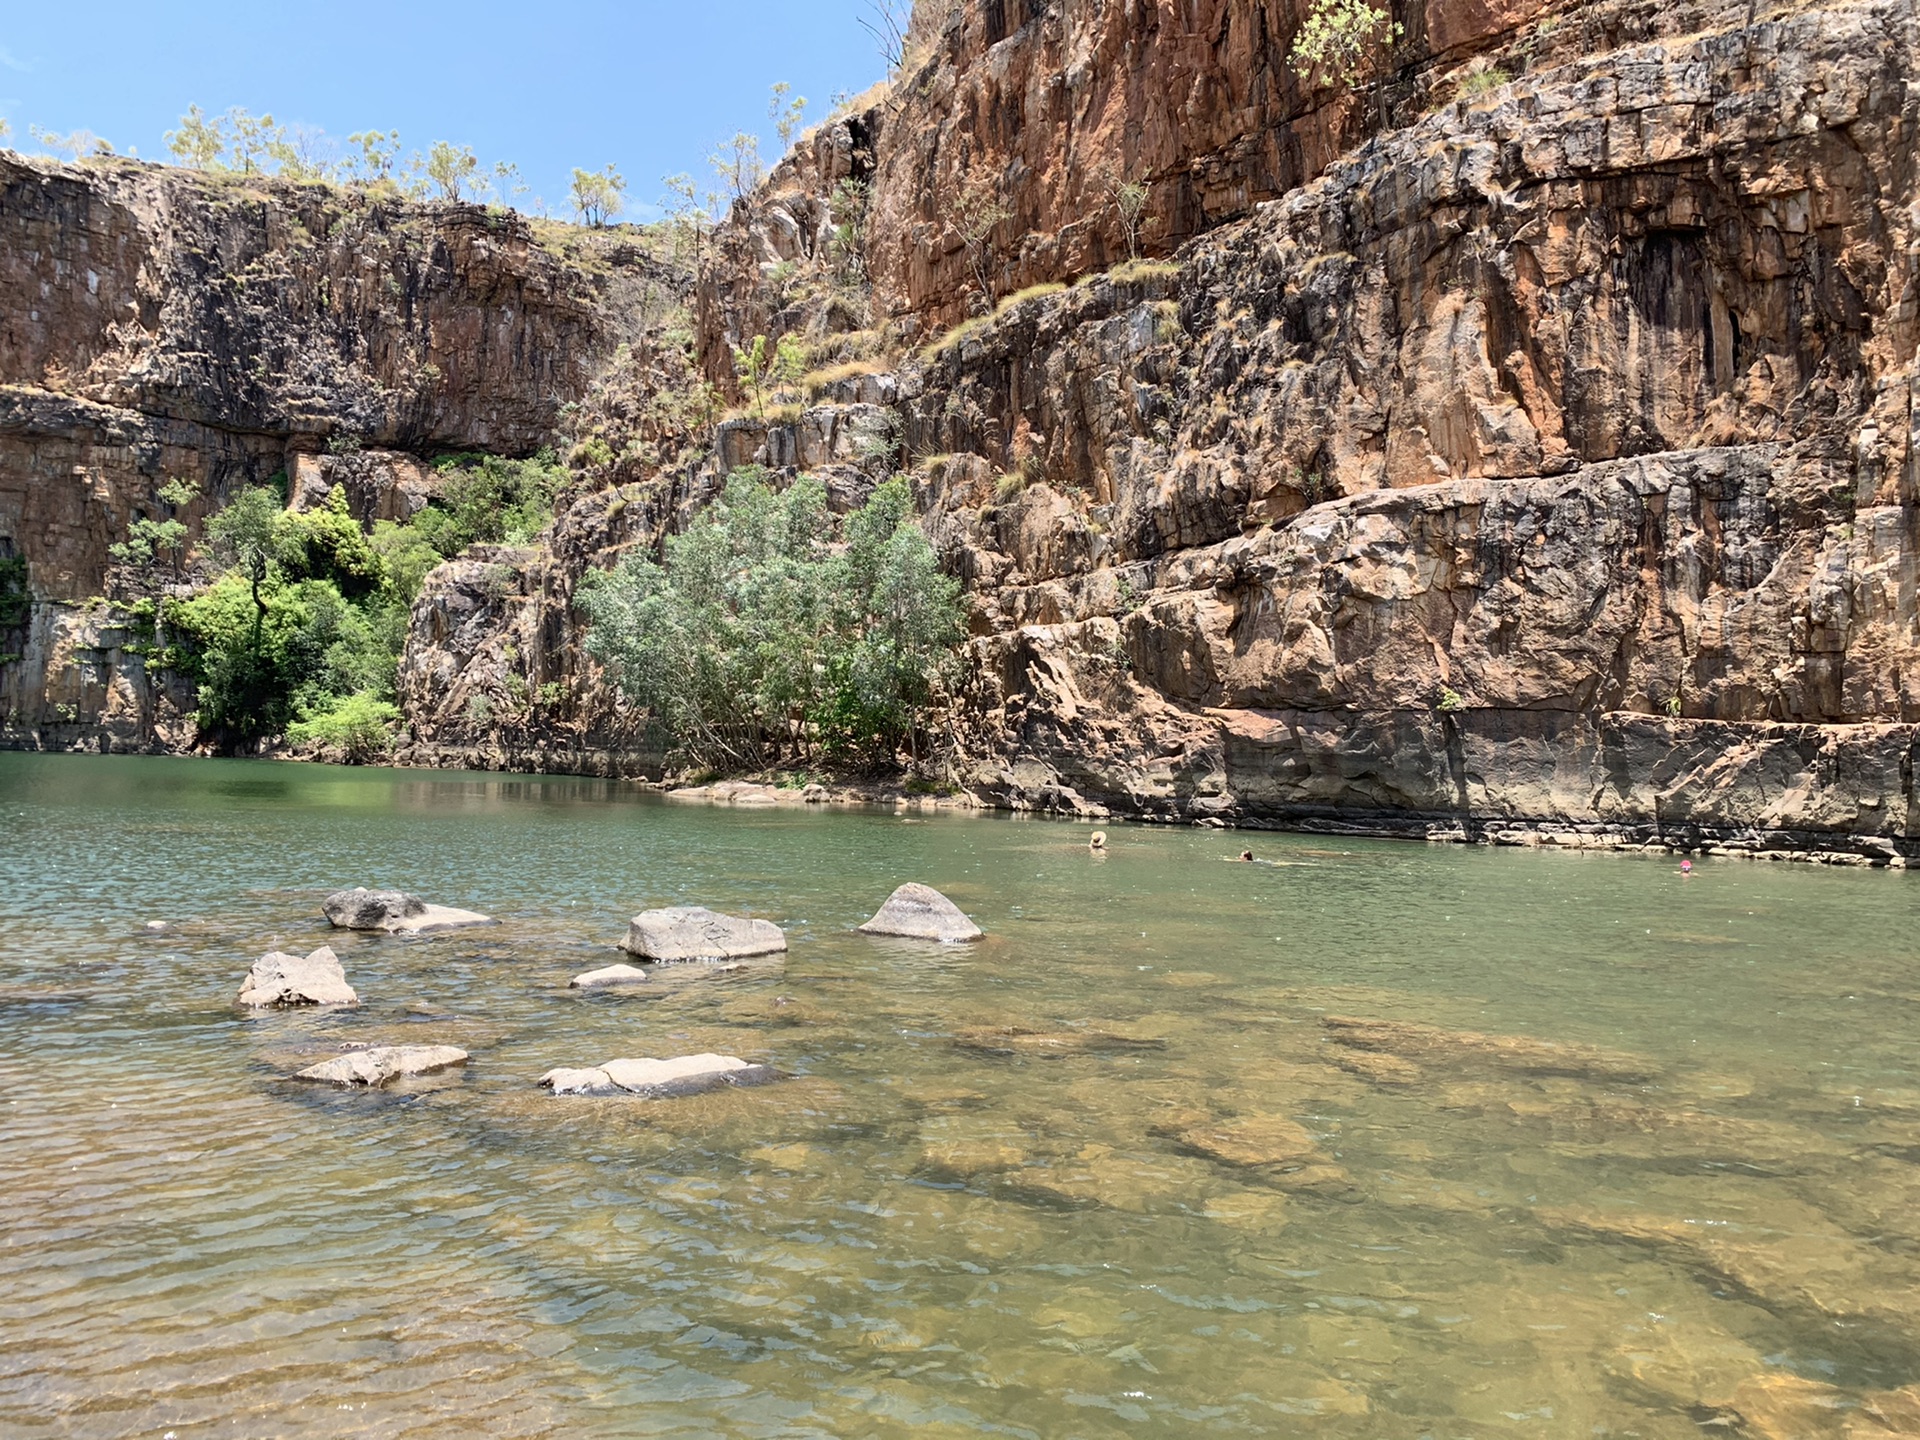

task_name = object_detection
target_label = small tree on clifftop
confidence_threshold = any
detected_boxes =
[769,82,807,151]
[570,164,627,227]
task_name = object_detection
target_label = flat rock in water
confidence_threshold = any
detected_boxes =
[295,1044,468,1087]
[858,883,982,942]
[539,1066,624,1095]
[570,963,652,989]
[323,887,494,934]
[238,946,359,1007]
[540,1052,781,1098]
[621,906,786,962]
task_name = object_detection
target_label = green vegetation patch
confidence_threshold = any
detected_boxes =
[579,470,963,771]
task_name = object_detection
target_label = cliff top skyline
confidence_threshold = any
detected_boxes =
[0,0,883,221]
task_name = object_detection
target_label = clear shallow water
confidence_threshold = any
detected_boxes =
[4,753,1920,1438]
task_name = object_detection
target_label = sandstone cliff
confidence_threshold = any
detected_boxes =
[7,0,1920,861]
[0,153,654,746]
[668,0,1920,856]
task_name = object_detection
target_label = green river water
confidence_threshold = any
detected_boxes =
[4,751,1919,1438]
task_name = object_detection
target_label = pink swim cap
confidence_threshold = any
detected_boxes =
[1680,860,1692,871]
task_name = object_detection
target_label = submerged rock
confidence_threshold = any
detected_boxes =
[323,887,494,934]
[295,1044,468,1087]
[238,946,358,1007]
[570,963,653,989]
[1321,1015,1657,1084]
[620,906,786,962]
[954,1024,1166,1056]
[858,883,982,942]
[539,1052,781,1098]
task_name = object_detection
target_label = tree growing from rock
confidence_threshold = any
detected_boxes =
[1105,171,1151,260]
[710,131,765,206]
[769,82,807,151]
[425,141,479,201]
[731,334,807,420]
[663,172,719,268]
[830,177,871,283]
[943,173,1014,310]
[1289,0,1403,93]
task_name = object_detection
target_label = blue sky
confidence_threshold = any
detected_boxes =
[0,1,885,220]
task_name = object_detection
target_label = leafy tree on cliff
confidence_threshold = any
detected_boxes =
[166,106,225,169]
[829,178,871,283]
[425,141,479,201]
[769,83,808,151]
[1104,171,1152,261]
[1289,0,1403,94]
[732,334,807,421]
[709,131,764,206]
[345,129,402,184]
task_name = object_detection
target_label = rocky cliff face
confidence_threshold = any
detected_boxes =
[672,0,1920,855]
[0,153,653,743]
[9,0,1919,859]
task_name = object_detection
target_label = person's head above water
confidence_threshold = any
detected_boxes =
[1239,849,1254,862]
[1089,830,1108,851]
[1680,859,1693,873]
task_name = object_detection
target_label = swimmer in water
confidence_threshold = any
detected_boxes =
[1089,830,1108,852]
[1238,849,1254,862]
[1680,859,1693,875]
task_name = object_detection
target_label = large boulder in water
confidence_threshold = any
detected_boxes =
[539,1052,780,1097]
[295,1045,468,1087]
[858,883,982,942]
[323,887,493,934]
[621,906,786,962]
[238,946,359,1007]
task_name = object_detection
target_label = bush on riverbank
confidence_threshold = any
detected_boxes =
[579,470,962,770]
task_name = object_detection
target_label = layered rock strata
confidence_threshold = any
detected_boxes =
[679,0,1920,857]
[0,152,654,744]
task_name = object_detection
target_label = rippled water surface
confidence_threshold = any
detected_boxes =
[6,752,1920,1438]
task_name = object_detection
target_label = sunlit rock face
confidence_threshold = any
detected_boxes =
[9,0,1920,858]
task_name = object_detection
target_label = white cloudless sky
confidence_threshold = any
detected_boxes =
[0,0,886,219]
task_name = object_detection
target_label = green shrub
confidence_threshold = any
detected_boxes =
[1458,67,1511,98]
[287,691,402,761]
[580,473,962,768]
[418,449,565,555]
